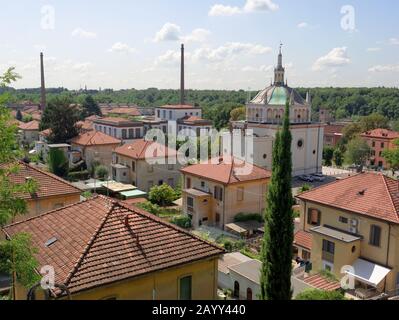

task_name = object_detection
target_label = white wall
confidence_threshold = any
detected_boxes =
[155,108,202,121]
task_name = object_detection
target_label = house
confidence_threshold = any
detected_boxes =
[177,116,213,137]
[112,139,181,192]
[296,172,399,297]
[93,117,144,143]
[218,253,260,300]
[323,123,345,147]
[180,157,271,229]
[2,161,81,220]
[361,128,399,169]
[2,196,224,300]
[18,120,40,145]
[70,131,121,171]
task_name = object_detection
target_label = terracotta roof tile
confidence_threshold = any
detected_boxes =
[294,230,312,250]
[304,274,341,291]
[297,173,399,224]
[158,104,200,110]
[115,139,178,160]
[1,162,81,200]
[70,131,121,147]
[109,107,141,117]
[180,156,271,185]
[2,196,224,296]
[361,128,399,140]
[18,120,40,131]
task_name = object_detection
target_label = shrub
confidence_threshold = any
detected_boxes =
[234,213,264,223]
[295,289,346,300]
[223,241,233,252]
[298,183,312,194]
[149,184,176,206]
[137,201,161,216]
[67,170,90,181]
[48,148,69,177]
[171,215,192,229]
[95,165,109,180]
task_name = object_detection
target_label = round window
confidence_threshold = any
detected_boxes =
[297,139,304,148]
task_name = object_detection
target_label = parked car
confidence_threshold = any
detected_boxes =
[312,174,325,182]
[300,175,314,182]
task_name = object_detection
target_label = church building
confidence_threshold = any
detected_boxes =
[230,46,324,176]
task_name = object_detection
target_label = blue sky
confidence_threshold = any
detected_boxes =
[0,0,398,90]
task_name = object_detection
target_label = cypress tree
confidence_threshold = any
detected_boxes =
[260,100,294,300]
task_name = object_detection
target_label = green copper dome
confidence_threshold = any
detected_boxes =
[250,85,305,106]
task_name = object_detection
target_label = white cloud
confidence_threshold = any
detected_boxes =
[208,4,241,16]
[368,64,399,73]
[367,47,381,52]
[243,0,279,13]
[71,28,97,39]
[72,62,93,73]
[154,50,185,67]
[108,42,136,53]
[209,0,278,16]
[193,42,272,62]
[182,28,211,43]
[389,38,399,45]
[154,23,181,42]
[242,64,273,72]
[312,47,350,71]
[297,22,308,28]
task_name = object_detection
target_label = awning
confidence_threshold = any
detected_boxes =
[346,259,391,287]
[120,189,147,199]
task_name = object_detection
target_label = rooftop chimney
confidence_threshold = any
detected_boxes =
[40,52,46,111]
[180,44,185,105]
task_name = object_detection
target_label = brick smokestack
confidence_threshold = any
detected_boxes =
[40,52,46,111]
[180,44,185,105]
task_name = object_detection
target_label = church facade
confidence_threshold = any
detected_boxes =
[230,47,324,176]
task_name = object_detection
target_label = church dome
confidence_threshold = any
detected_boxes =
[250,85,305,106]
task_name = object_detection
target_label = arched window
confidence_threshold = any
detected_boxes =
[234,281,240,298]
[247,288,253,300]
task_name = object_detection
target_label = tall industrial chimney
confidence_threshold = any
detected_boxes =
[40,52,46,111]
[180,44,185,105]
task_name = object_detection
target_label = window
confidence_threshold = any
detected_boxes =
[131,161,136,172]
[237,187,244,201]
[322,240,335,254]
[381,142,385,148]
[214,186,223,201]
[114,128,117,137]
[169,111,172,119]
[158,180,163,186]
[302,250,311,261]
[179,276,192,300]
[157,110,160,118]
[233,281,240,298]
[186,178,191,189]
[297,139,304,148]
[128,129,134,139]
[108,128,111,136]
[370,225,381,247]
[372,141,376,148]
[201,181,205,188]
[163,110,166,118]
[122,129,127,139]
[339,216,348,224]
[187,197,194,212]
[135,128,141,138]
[307,208,321,226]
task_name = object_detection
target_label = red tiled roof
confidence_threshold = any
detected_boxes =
[109,107,141,117]
[18,120,40,131]
[40,128,51,137]
[361,128,399,140]
[297,172,399,224]
[294,230,312,250]
[115,139,178,160]
[158,104,200,110]
[180,156,271,185]
[178,116,212,125]
[76,121,94,131]
[304,274,341,291]
[70,131,121,147]
[2,196,223,296]
[2,162,81,200]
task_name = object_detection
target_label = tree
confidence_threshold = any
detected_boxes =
[48,148,69,178]
[95,165,109,180]
[148,184,176,207]
[295,289,346,300]
[0,68,39,298]
[333,148,344,167]
[260,101,294,300]
[344,137,371,167]
[15,110,22,121]
[323,146,334,166]
[81,95,102,119]
[298,184,312,194]
[230,106,246,121]
[382,139,399,174]
[40,96,80,143]
[359,113,389,132]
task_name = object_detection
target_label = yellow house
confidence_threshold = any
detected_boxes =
[6,161,81,221]
[113,139,182,192]
[18,120,40,145]
[180,156,271,230]
[2,196,224,300]
[296,172,399,297]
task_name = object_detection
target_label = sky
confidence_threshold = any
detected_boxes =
[0,0,398,90]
